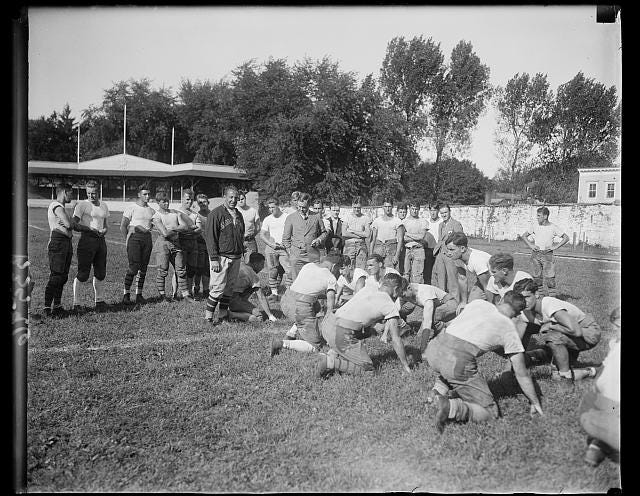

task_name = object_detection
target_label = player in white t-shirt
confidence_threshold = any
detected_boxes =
[71,180,110,312]
[315,272,413,377]
[341,196,371,270]
[424,294,543,433]
[423,203,442,284]
[237,191,262,263]
[271,254,343,356]
[520,206,569,297]
[402,200,430,283]
[44,183,74,316]
[370,198,404,270]
[119,184,160,304]
[259,197,291,298]
[513,278,601,388]
[361,253,401,291]
[485,252,532,305]
[228,252,277,323]
[444,232,491,315]
[334,255,368,306]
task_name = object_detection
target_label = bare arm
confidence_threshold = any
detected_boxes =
[259,228,276,250]
[120,216,130,238]
[369,226,378,247]
[255,289,276,320]
[421,299,435,331]
[354,275,366,294]
[387,318,411,373]
[510,352,543,415]
[520,230,538,251]
[71,215,96,233]
[550,233,570,252]
[53,205,72,229]
[325,289,336,314]
[394,225,404,263]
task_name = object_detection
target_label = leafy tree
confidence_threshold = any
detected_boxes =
[531,72,620,170]
[177,79,236,165]
[493,73,553,193]
[427,41,491,189]
[379,35,444,125]
[80,79,180,162]
[404,158,489,205]
[28,104,77,161]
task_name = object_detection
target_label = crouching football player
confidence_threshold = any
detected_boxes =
[424,292,544,433]
[314,273,412,377]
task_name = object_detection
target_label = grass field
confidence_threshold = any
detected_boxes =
[25,206,621,492]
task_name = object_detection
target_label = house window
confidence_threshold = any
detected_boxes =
[588,183,597,198]
[606,183,615,199]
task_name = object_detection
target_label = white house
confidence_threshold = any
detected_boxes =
[577,167,621,204]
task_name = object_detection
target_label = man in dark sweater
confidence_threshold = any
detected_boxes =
[204,185,245,324]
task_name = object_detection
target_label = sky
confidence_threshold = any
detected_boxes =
[28,6,621,178]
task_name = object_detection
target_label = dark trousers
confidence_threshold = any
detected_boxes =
[45,231,73,308]
[124,232,153,292]
[76,232,108,281]
[423,247,435,285]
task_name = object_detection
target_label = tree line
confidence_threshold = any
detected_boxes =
[29,36,620,204]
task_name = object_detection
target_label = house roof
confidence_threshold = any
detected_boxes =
[28,153,249,180]
[577,167,621,174]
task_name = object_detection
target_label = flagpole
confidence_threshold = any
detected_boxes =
[77,121,80,164]
[171,126,175,166]
[123,103,127,155]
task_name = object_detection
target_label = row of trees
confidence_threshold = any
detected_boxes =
[29,35,620,204]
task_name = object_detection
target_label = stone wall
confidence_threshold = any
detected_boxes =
[28,198,621,249]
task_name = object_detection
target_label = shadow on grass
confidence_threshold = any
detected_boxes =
[373,344,423,369]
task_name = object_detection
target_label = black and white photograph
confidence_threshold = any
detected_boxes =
[16,5,621,493]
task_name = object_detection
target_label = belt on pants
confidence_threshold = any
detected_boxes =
[335,316,364,331]
[376,240,397,245]
[405,243,422,249]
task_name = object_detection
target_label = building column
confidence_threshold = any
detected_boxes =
[100,180,103,200]
[123,178,126,202]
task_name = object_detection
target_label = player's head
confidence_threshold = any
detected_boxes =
[181,188,194,208]
[290,191,301,206]
[439,204,451,221]
[85,180,99,202]
[445,232,468,260]
[155,191,170,209]
[338,255,353,277]
[365,253,385,276]
[380,273,408,300]
[408,199,420,217]
[266,197,280,215]
[248,252,265,272]
[429,202,440,219]
[237,190,248,207]
[497,291,526,318]
[396,204,407,219]
[312,198,324,213]
[322,253,344,278]
[512,278,539,311]
[351,196,362,214]
[56,182,74,203]
[381,198,394,216]
[536,206,550,224]
[330,203,340,218]
[223,185,239,208]
[297,192,311,213]
[196,193,209,210]
[489,253,514,283]
[138,184,151,204]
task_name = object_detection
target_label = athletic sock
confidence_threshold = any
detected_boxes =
[93,277,105,303]
[558,370,573,379]
[72,278,81,306]
[282,340,317,353]
[286,324,297,338]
